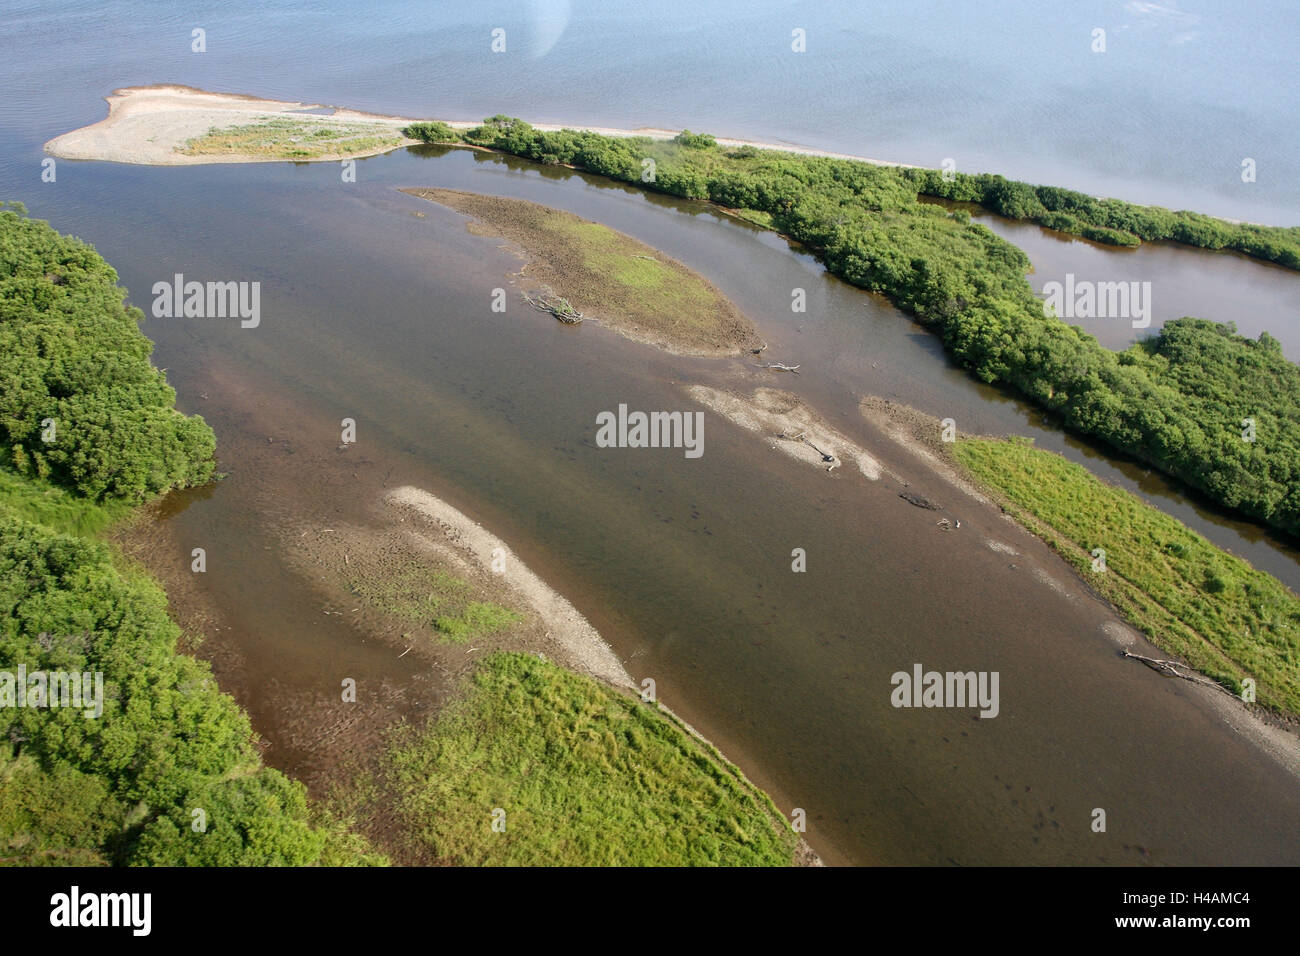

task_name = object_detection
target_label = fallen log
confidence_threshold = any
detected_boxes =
[899,490,940,510]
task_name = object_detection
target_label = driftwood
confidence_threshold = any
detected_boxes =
[1121,650,1236,699]
[785,430,838,471]
[899,490,941,510]
[522,289,583,324]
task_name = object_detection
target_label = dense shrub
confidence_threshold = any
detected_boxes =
[0,204,216,501]
[454,122,1300,537]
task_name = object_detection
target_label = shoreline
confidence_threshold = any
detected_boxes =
[44,84,916,168]
[860,395,1300,770]
[43,84,1282,232]
[403,186,763,356]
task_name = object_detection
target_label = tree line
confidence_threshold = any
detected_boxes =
[404,119,1300,538]
[0,204,371,864]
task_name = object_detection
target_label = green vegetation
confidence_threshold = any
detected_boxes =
[1,203,216,502]
[432,602,522,643]
[955,436,1300,716]
[402,120,458,144]
[908,169,1300,268]
[179,117,406,160]
[348,565,521,644]
[0,205,381,865]
[673,129,717,150]
[405,188,754,350]
[0,509,384,865]
[402,119,1300,538]
[336,651,799,866]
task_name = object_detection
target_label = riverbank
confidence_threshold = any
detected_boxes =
[114,353,814,866]
[860,396,1300,734]
[0,205,371,865]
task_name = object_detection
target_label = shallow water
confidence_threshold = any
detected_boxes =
[26,143,1294,865]
[3,4,1300,864]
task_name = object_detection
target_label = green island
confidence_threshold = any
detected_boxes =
[403,187,760,352]
[954,435,1300,718]
[404,118,1300,541]
[0,203,798,865]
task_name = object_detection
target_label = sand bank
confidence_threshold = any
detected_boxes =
[46,84,915,169]
[405,187,761,355]
[385,485,633,689]
[44,85,417,165]
[688,385,885,479]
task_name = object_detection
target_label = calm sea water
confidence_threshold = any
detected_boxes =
[1,0,1298,224]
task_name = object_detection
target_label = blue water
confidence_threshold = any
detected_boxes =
[2,0,1297,224]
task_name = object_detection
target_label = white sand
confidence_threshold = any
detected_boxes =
[45,84,916,169]
[688,385,885,479]
[44,85,417,165]
[385,485,633,689]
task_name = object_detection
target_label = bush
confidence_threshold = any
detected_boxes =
[0,204,216,502]
[463,124,1300,538]
[673,130,717,150]
[402,121,458,144]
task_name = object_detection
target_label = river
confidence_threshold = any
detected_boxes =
[2,2,1299,865]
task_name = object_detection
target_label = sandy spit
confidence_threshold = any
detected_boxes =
[44,85,418,165]
[45,84,916,169]
[385,485,633,690]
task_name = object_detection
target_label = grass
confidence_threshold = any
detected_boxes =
[348,566,522,644]
[0,465,129,538]
[178,117,406,160]
[544,219,717,324]
[404,188,754,351]
[955,436,1300,716]
[340,651,799,866]
[727,208,776,230]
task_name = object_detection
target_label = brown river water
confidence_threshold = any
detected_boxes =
[46,144,1300,865]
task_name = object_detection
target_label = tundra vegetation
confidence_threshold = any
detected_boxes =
[404,118,1300,539]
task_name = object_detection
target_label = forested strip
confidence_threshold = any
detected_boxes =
[906,168,1300,269]
[0,204,215,501]
[0,204,371,865]
[406,119,1300,538]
